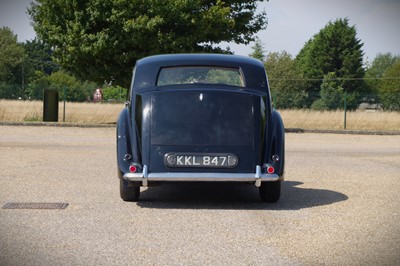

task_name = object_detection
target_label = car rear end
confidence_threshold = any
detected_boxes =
[124,86,280,186]
[118,55,284,202]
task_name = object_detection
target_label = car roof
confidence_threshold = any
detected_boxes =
[132,54,269,93]
[137,53,263,66]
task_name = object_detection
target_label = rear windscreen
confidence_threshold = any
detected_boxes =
[157,66,245,87]
[151,91,253,146]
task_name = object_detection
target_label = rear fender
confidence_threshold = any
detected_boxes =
[264,110,285,178]
[117,108,141,175]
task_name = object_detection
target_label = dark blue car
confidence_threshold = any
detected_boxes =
[117,54,285,202]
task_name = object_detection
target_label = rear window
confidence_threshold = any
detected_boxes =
[157,66,245,87]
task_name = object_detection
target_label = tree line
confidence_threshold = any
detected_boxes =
[2,0,267,102]
[250,18,400,111]
[0,27,125,102]
[1,1,399,110]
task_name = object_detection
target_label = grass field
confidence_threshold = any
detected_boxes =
[280,109,400,131]
[0,100,123,124]
[1,100,399,131]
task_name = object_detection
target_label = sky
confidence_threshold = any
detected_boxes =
[1,0,399,63]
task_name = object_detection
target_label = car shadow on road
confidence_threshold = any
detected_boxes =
[136,181,348,210]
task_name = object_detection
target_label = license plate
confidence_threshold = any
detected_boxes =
[165,153,238,168]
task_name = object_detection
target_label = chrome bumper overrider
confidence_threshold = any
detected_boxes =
[123,165,280,187]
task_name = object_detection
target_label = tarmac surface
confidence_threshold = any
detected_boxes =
[0,125,399,265]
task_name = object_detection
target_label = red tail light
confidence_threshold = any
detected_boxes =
[129,165,137,173]
[267,166,275,174]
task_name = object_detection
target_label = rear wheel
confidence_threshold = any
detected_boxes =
[120,178,140,202]
[259,181,281,203]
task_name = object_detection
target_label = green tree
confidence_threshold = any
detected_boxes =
[26,74,49,100]
[22,39,59,79]
[296,18,365,109]
[378,60,400,110]
[29,0,268,87]
[47,70,90,102]
[0,27,26,98]
[365,53,400,94]
[12,39,59,97]
[0,27,25,82]
[311,72,347,110]
[27,70,97,101]
[102,85,126,102]
[249,37,266,62]
[265,51,308,109]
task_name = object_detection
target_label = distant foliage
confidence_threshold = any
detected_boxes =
[0,27,25,84]
[265,51,308,109]
[378,61,400,110]
[311,72,345,110]
[22,39,59,80]
[102,85,127,102]
[27,70,98,101]
[249,37,266,62]
[296,18,365,109]
[365,53,400,93]
[1,14,399,111]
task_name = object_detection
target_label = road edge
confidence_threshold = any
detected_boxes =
[1,122,399,135]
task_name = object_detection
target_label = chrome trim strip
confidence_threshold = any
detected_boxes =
[142,165,148,187]
[123,165,280,186]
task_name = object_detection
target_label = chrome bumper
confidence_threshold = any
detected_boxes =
[123,165,280,187]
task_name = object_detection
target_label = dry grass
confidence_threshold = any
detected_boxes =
[280,109,400,131]
[0,100,123,124]
[1,100,399,131]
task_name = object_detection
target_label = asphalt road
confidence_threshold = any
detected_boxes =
[0,126,399,265]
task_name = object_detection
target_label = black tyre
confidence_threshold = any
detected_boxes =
[259,181,281,203]
[120,178,140,202]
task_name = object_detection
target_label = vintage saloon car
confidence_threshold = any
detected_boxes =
[117,54,285,202]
